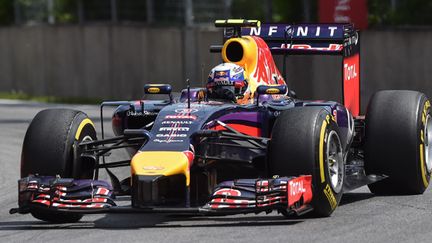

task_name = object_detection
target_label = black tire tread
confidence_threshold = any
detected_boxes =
[365,90,430,195]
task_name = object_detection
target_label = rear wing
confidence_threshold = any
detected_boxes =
[240,24,358,56]
[213,20,361,116]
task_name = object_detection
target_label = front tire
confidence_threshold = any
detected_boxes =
[268,107,344,216]
[21,109,97,223]
[364,90,431,194]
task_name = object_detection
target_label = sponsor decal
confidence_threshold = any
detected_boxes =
[126,110,158,116]
[175,101,224,108]
[280,43,343,51]
[323,184,337,210]
[271,94,283,100]
[159,127,190,132]
[215,71,228,76]
[289,180,306,197]
[210,188,249,209]
[156,134,187,138]
[265,88,280,94]
[143,166,164,170]
[214,80,234,86]
[147,87,160,93]
[248,25,341,38]
[153,139,183,143]
[174,108,198,113]
[165,115,197,120]
[214,188,241,196]
[343,53,360,116]
[206,101,224,106]
[213,77,230,83]
[233,66,243,73]
[344,63,358,80]
[161,120,193,125]
[287,176,312,206]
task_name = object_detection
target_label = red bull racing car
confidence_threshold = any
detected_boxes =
[10,19,432,223]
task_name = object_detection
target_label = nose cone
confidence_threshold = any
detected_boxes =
[131,151,191,185]
[131,151,193,207]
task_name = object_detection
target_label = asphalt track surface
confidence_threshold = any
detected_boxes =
[1,100,432,243]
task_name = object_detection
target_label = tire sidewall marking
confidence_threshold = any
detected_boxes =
[318,116,328,183]
[318,114,340,210]
[71,117,96,179]
[323,183,337,210]
[75,118,95,140]
[420,100,431,188]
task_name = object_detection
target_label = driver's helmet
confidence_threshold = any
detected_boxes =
[207,63,248,103]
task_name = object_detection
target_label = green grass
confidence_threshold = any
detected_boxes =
[0,91,102,104]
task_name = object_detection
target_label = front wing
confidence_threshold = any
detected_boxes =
[11,175,313,216]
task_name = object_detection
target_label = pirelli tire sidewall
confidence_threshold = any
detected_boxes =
[70,112,97,179]
[411,94,431,192]
[419,98,432,190]
[365,90,431,194]
[268,107,344,217]
[311,111,343,216]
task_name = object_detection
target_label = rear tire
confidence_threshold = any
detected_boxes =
[268,107,344,216]
[21,109,97,223]
[364,90,431,194]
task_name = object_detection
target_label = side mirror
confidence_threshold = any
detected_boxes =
[256,84,288,95]
[144,84,172,95]
[144,84,173,102]
[256,84,288,105]
[180,88,207,103]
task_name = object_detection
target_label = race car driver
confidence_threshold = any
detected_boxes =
[206,63,251,104]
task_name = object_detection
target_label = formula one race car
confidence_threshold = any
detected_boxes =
[11,19,432,223]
